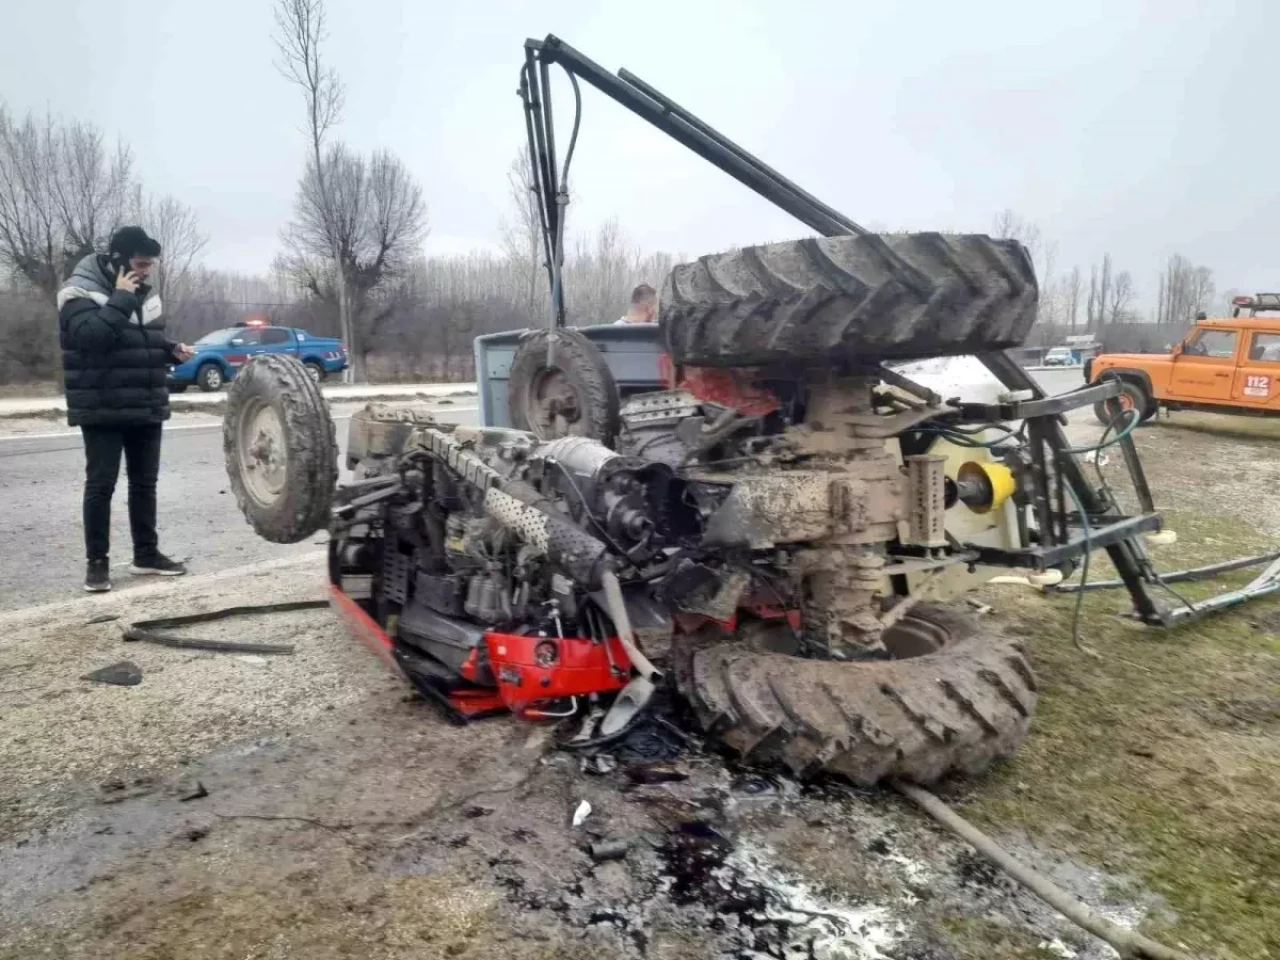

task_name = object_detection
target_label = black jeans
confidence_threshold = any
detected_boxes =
[81,424,163,563]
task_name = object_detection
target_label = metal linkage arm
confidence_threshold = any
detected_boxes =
[526,35,866,241]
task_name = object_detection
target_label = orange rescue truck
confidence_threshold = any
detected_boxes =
[1085,293,1280,423]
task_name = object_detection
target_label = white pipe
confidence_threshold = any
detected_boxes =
[600,569,660,681]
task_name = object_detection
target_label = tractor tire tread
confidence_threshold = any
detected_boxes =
[661,233,1038,368]
[674,603,1037,786]
[507,328,620,443]
[223,353,338,544]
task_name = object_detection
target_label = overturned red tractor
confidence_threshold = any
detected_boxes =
[222,36,1248,786]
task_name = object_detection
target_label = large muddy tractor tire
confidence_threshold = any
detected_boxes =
[508,328,620,444]
[223,353,338,544]
[674,603,1037,786]
[661,233,1038,368]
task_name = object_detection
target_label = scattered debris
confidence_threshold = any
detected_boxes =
[571,800,592,827]
[123,600,327,655]
[184,826,210,842]
[659,822,906,958]
[86,614,119,625]
[81,661,143,687]
[588,838,630,862]
[626,762,689,785]
[580,754,617,775]
[1041,939,1078,959]
[1083,450,1110,467]
[966,597,994,615]
[178,782,209,802]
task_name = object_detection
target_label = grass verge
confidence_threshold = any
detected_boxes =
[963,506,1280,959]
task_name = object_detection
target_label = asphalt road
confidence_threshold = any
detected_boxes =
[0,406,479,613]
[0,368,1083,614]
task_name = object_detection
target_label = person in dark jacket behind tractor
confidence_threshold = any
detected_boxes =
[57,226,194,592]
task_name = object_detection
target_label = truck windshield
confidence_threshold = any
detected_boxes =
[195,329,237,346]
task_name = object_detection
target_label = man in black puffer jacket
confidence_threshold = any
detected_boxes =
[58,226,193,592]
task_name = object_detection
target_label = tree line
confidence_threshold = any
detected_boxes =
[0,0,675,385]
[0,1,1245,386]
[990,209,1226,349]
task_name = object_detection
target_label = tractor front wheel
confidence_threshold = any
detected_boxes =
[508,329,620,444]
[223,354,338,544]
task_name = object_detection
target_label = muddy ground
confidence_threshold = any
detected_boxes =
[1,411,1277,959]
[0,566,1147,960]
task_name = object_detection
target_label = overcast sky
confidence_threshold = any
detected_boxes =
[2,0,1275,312]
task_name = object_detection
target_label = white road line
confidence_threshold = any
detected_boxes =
[0,551,329,628]
[0,408,478,444]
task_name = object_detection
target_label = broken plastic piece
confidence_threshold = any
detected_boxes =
[581,754,618,775]
[599,675,656,739]
[572,800,592,826]
[1027,569,1065,587]
[589,838,630,862]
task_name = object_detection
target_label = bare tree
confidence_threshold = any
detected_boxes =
[52,120,134,271]
[499,146,545,326]
[1086,265,1098,331]
[0,106,134,297]
[1155,255,1215,325]
[1086,254,1114,332]
[563,217,634,324]
[280,144,428,374]
[272,0,350,372]
[1065,265,1082,332]
[135,193,207,308]
[1106,270,1135,325]
[1188,266,1215,317]
[1038,239,1059,324]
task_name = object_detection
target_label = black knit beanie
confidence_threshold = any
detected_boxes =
[108,226,162,259]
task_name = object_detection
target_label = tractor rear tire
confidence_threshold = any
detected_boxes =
[223,353,338,544]
[508,328,621,444]
[674,603,1037,786]
[661,233,1038,368]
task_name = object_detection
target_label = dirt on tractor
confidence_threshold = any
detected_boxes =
[0,413,1277,960]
